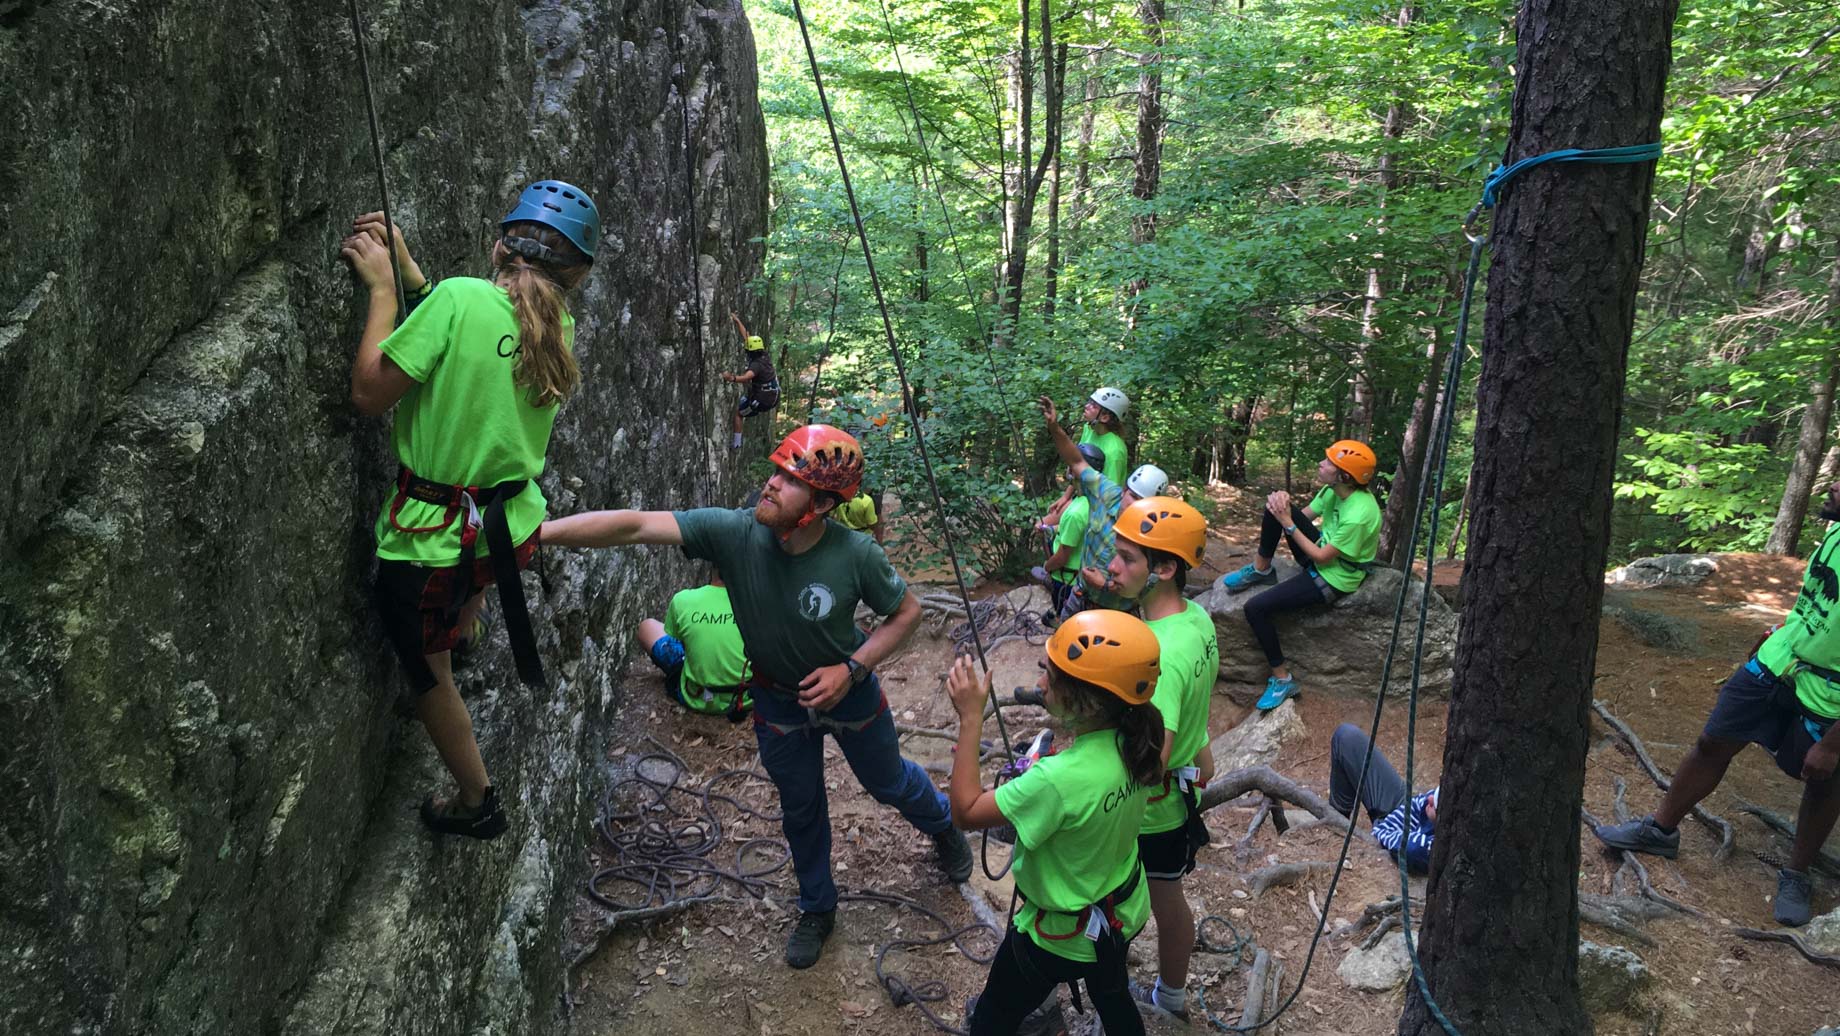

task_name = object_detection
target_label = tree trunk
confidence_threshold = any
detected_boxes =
[1765,256,1840,555]
[1396,0,1678,1031]
[1123,0,1165,317]
[1044,44,1067,324]
[1379,317,1449,568]
[1222,396,1255,485]
[1350,4,1415,444]
[998,0,1062,341]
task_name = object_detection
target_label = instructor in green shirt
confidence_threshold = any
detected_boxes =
[542,425,974,968]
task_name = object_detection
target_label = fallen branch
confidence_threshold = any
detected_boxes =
[1592,700,1735,859]
[1239,948,1273,1027]
[1732,798,1840,879]
[568,895,729,969]
[1362,912,1401,950]
[1248,860,1333,898]
[1234,797,1274,865]
[1733,927,1840,969]
[1332,897,1402,941]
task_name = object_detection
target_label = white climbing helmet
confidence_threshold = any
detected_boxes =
[1089,386,1130,421]
[1126,463,1168,499]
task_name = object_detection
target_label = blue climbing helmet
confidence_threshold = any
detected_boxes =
[501,179,601,261]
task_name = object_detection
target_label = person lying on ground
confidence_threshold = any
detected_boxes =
[1594,482,1840,927]
[636,568,752,720]
[1039,395,1168,618]
[1030,443,1106,617]
[723,311,780,450]
[1327,724,1437,871]
[541,424,974,968]
[945,610,1165,1036]
[1041,386,1131,527]
[342,179,598,841]
[1219,440,1382,711]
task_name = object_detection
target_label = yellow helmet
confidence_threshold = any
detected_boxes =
[1113,496,1206,568]
[1045,610,1160,705]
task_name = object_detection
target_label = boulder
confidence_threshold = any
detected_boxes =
[1337,931,1412,992]
[0,2,768,1035]
[1601,593,1700,652]
[1605,554,1719,588]
[1805,903,1840,957]
[1210,699,1307,772]
[1201,560,1457,702]
[1577,940,1651,1017]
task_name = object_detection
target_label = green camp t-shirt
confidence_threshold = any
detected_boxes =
[833,494,880,534]
[673,508,908,688]
[994,730,1151,962]
[372,277,571,565]
[1758,522,1840,719]
[1308,486,1381,593]
[664,584,751,712]
[1143,599,1222,834]
[1078,426,1129,487]
[1076,467,1132,610]
[1053,496,1091,585]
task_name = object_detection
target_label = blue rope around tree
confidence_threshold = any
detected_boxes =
[1478,143,1663,209]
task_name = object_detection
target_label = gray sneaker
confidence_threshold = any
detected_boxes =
[1774,868,1814,926]
[1591,814,1679,859]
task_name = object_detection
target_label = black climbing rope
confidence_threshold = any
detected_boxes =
[805,237,852,418]
[346,0,405,321]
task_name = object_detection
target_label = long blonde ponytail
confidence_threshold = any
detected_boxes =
[495,222,591,408]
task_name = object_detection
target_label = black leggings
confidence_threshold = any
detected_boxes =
[1244,505,1332,669]
[969,926,1143,1036]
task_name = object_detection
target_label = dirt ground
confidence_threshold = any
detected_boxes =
[566,490,1840,1036]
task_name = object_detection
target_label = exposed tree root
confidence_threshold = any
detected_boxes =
[1247,860,1332,898]
[1733,927,1840,969]
[1732,798,1840,879]
[1592,700,1735,859]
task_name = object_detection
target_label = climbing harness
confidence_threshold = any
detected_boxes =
[346,0,405,320]
[1014,859,1141,1015]
[389,468,547,688]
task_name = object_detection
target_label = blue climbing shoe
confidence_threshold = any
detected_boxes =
[1220,563,1277,594]
[1256,676,1299,711]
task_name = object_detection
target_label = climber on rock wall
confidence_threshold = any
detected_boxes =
[342,179,600,841]
[539,424,976,969]
[723,311,780,450]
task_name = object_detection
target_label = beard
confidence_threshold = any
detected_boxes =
[753,497,801,532]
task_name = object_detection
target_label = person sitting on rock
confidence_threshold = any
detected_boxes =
[1219,440,1382,711]
[1105,497,1219,1022]
[1327,724,1437,870]
[944,610,1166,1036]
[1039,396,1169,618]
[1041,386,1132,528]
[341,179,598,841]
[636,569,752,720]
[722,311,780,450]
[1031,443,1107,617]
[540,425,974,968]
[1593,483,1840,927]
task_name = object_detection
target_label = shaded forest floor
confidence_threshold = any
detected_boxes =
[567,485,1838,1035]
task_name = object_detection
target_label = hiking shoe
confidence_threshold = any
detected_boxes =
[785,909,835,969]
[1255,675,1299,711]
[1220,563,1277,594]
[934,826,975,883]
[1775,868,1814,926]
[1130,978,1190,1023]
[420,786,507,840]
[1591,814,1679,860]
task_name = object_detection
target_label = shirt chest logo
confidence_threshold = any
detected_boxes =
[797,583,837,621]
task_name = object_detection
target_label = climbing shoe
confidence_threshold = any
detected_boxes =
[1129,978,1191,1023]
[1775,867,1813,926]
[784,909,836,969]
[1255,675,1299,711]
[934,826,975,883]
[420,786,507,840]
[1590,814,1679,860]
[1220,563,1277,594]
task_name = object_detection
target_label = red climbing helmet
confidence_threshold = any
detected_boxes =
[769,425,864,501]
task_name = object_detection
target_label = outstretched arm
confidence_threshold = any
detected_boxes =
[1039,396,1088,474]
[729,310,751,340]
[540,510,684,547]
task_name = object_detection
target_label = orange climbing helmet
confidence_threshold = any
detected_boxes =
[1113,496,1207,568]
[770,424,864,500]
[1325,440,1377,486]
[1045,610,1161,706]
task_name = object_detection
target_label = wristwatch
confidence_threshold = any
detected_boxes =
[845,658,871,685]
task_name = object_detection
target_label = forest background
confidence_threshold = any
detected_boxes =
[741,0,1839,577]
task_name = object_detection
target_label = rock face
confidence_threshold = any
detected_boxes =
[0,3,767,1035]
[1806,904,1840,956]
[1605,554,1719,588]
[1576,940,1651,1016]
[1200,559,1457,701]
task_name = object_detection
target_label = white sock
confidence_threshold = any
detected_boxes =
[1154,977,1186,1012]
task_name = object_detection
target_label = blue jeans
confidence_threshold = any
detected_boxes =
[751,674,952,912]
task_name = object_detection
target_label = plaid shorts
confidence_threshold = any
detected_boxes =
[373,534,538,693]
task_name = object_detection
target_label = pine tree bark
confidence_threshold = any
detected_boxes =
[1765,256,1840,555]
[1396,0,1679,1031]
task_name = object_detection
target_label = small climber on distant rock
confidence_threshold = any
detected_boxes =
[341,179,599,840]
[723,311,780,450]
[1040,386,1132,528]
[540,424,974,969]
[1326,724,1437,871]
[1594,483,1840,927]
[1218,440,1382,711]
[636,567,752,720]
[1039,395,1169,619]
